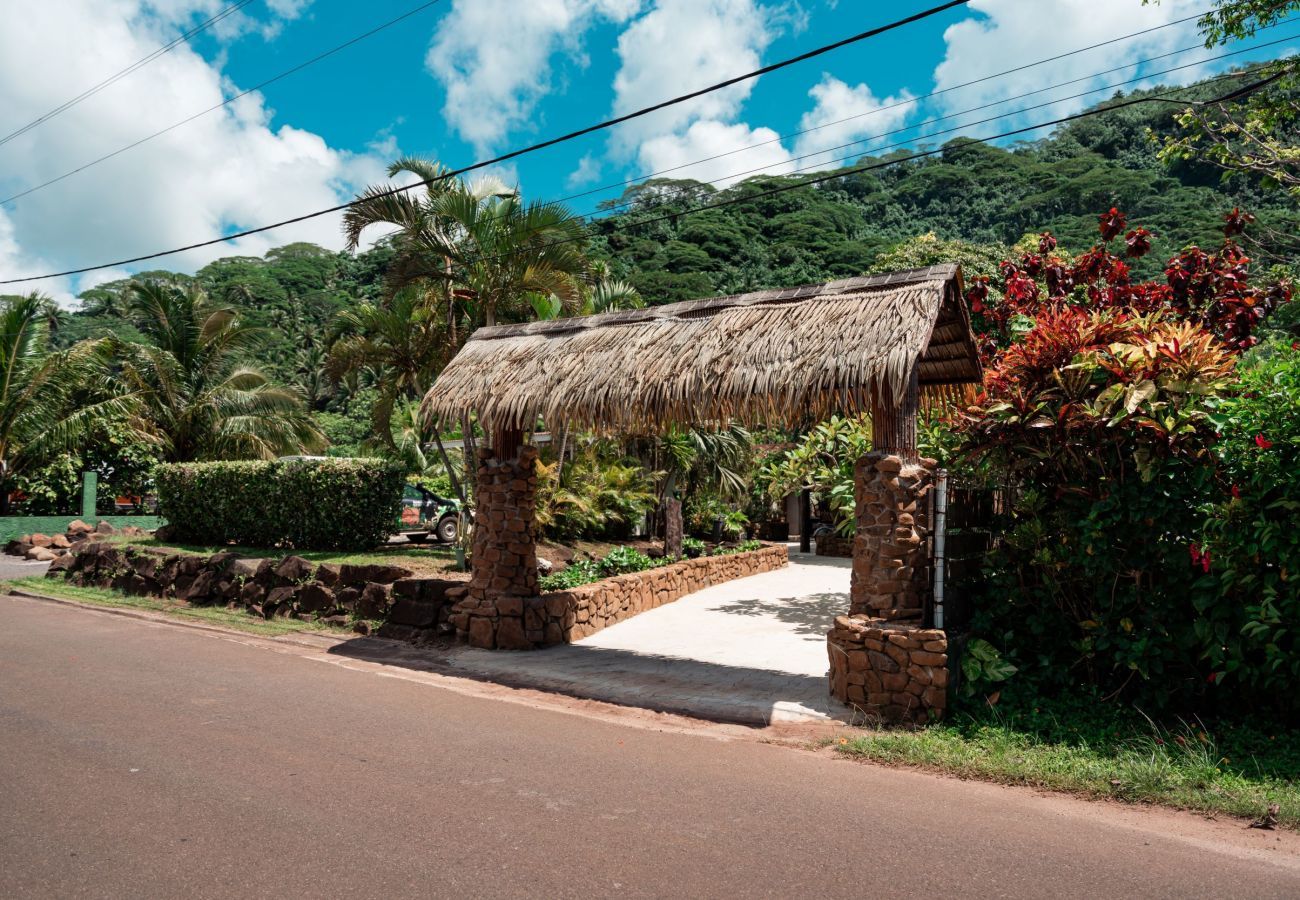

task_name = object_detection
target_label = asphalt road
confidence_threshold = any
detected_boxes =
[2,594,1297,899]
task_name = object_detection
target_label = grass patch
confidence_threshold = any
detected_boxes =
[836,696,1299,829]
[5,576,339,637]
[98,534,463,578]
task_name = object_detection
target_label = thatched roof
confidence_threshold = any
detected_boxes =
[423,264,980,433]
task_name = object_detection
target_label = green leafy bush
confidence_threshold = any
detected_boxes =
[155,457,404,550]
[712,539,763,556]
[682,536,706,558]
[598,545,654,576]
[1194,344,1300,698]
[538,559,601,591]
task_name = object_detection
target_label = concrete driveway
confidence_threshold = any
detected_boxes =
[438,552,851,724]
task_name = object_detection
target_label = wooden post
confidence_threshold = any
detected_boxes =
[491,425,523,462]
[799,488,812,553]
[81,471,98,520]
[871,367,919,458]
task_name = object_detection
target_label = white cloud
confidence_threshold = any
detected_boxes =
[604,0,814,188]
[426,0,643,155]
[792,74,915,168]
[931,0,1208,128]
[638,120,793,187]
[566,153,603,188]
[0,0,390,299]
[609,0,788,156]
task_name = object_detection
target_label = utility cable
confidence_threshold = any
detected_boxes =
[455,64,1294,268]
[4,4,1289,283]
[558,11,1295,208]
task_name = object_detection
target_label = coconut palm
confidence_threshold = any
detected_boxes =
[116,280,324,462]
[343,156,589,330]
[324,285,453,451]
[433,190,589,327]
[0,292,133,511]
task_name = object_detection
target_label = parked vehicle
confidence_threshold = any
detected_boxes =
[398,484,463,544]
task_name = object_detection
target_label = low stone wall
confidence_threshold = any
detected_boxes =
[450,544,789,650]
[827,614,948,725]
[5,519,147,562]
[49,542,459,641]
[814,531,852,557]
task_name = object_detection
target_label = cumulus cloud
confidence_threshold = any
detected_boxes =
[931,0,1208,127]
[638,119,794,187]
[605,0,815,188]
[610,0,788,155]
[427,0,643,155]
[791,74,915,169]
[0,0,390,299]
[566,153,603,188]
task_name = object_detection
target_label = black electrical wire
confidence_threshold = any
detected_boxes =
[573,33,1300,224]
[557,3,1270,207]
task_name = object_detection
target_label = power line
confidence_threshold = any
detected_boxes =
[0,0,969,273]
[0,0,257,149]
[0,0,447,208]
[574,32,1300,223]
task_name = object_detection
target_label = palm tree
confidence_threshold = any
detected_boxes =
[343,156,589,330]
[0,293,133,512]
[116,280,324,462]
[325,286,452,450]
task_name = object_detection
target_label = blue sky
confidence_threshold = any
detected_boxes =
[0,0,1294,301]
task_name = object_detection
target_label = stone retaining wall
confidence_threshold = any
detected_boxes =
[450,544,789,650]
[49,542,459,641]
[827,614,948,725]
[813,531,852,557]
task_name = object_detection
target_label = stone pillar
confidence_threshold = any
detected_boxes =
[448,443,540,649]
[827,617,948,724]
[849,452,936,621]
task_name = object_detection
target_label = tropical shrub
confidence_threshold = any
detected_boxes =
[155,457,404,550]
[956,206,1295,713]
[756,415,872,536]
[534,443,656,541]
[1193,343,1300,699]
[599,546,655,576]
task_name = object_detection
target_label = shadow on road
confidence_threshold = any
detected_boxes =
[327,635,835,726]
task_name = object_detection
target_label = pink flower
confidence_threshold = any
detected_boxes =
[1255,434,1274,450]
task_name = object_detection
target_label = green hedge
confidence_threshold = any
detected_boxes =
[155,458,405,551]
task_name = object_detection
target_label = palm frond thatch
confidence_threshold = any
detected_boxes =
[423,265,981,433]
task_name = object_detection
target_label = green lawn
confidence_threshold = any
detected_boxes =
[0,516,162,543]
[100,534,463,577]
[835,696,1298,829]
[4,576,343,637]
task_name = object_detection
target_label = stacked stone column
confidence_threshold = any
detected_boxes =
[448,444,540,649]
[849,452,936,620]
[830,450,948,724]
